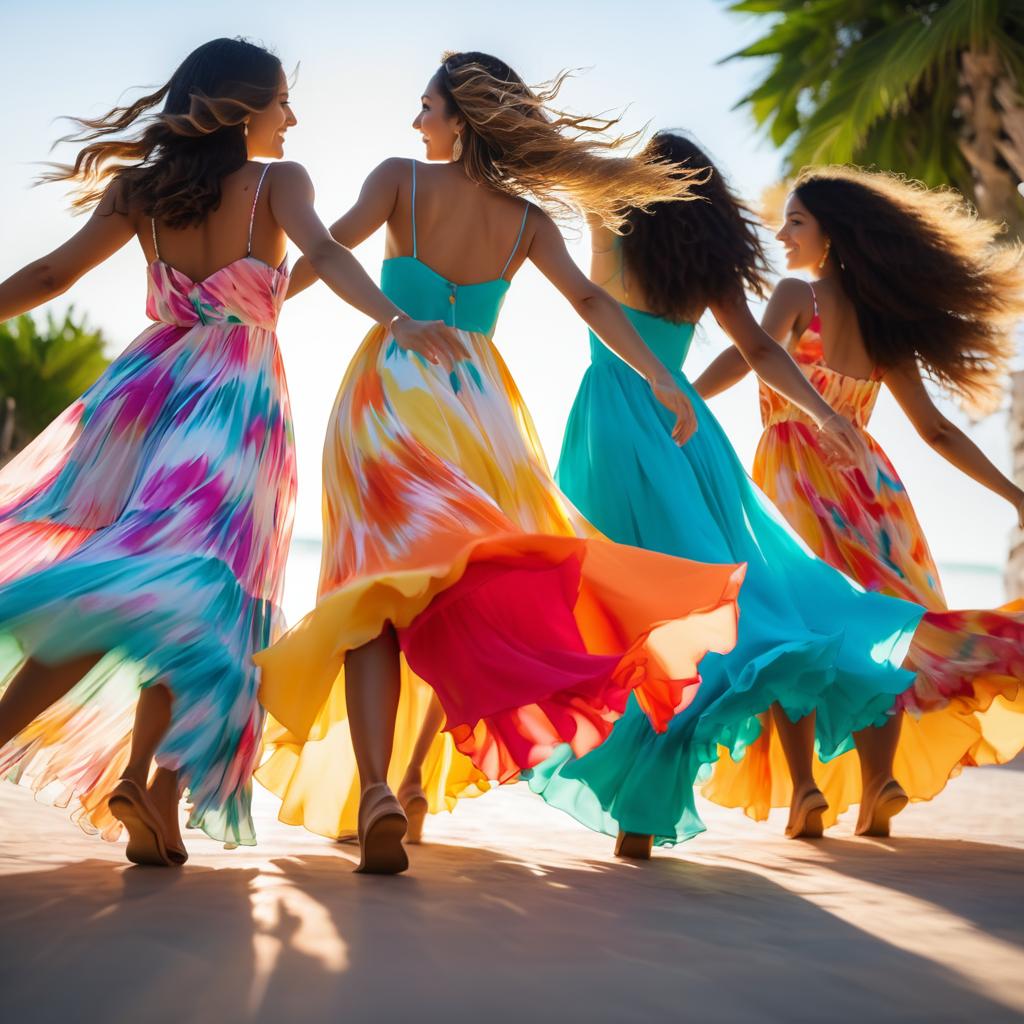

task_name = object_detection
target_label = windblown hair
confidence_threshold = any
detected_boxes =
[434,51,702,229]
[620,133,772,322]
[41,38,282,228]
[794,165,1024,413]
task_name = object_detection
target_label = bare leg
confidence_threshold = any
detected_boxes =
[122,682,173,786]
[771,704,828,838]
[398,694,445,843]
[852,713,907,836]
[345,626,402,788]
[345,625,407,874]
[0,653,102,748]
[399,694,445,792]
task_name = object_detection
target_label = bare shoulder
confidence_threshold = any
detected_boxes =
[527,205,561,245]
[369,157,411,183]
[266,160,314,192]
[770,276,815,313]
[95,176,133,218]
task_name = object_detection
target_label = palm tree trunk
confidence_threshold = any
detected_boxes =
[959,48,1024,598]
[1007,370,1024,599]
[958,46,1021,228]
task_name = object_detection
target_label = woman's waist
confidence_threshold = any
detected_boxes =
[759,386,873,430]
[587,331,688,375]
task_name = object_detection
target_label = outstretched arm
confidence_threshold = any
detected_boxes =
[270,162,464,365]
[885,362,1024,526]
[0,183,136,322]
[528,210,696,444]
[705,289,864,463]
[693,278,808,400]
[285,158,403,300]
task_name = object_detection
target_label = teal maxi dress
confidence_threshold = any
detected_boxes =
[526,307,925,844]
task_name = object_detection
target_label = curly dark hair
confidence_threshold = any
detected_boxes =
[41,38,282,228]
[619,132,772,322]
[794,165,1024,413]
[432,53,704,229]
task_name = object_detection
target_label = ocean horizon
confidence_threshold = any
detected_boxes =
[282,535,1012,624]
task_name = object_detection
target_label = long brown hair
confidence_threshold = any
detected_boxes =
[42,38,282,228]
[620,133,772,322]
[794,166,1024,413]
[434,52,702,229]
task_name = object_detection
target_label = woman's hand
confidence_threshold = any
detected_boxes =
[650,372,698,445]
[816,412,866,466]
[391,316,469,370]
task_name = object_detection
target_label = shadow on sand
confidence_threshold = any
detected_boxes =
[0,833,1020,1024]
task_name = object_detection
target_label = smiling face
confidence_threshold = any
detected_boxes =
[776,192,830,273]
[245,67,296,159]
[411,72,464,161]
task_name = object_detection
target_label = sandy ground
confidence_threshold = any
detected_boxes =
[0,763,1022,1024]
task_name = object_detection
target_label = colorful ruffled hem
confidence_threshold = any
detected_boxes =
[257,531,746,793]
[0,549,273,846]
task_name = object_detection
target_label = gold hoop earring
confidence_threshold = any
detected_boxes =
[818,239,831,269]
[451,132,463,162]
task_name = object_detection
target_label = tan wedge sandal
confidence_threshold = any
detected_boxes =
[855,779,908,838]
[107,778,180,867]
[355,784,409,875]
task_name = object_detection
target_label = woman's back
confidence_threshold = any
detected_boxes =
[791,277,875,381]
[384,161,532,285]
[141,162,287,281]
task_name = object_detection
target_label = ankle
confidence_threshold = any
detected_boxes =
[121,765,150,787]
[861,774,898,799]
[792,778,820,799]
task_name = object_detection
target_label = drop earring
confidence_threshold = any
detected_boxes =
[451,131,463,162]
[818,239,831,269]
[243,121,249,138]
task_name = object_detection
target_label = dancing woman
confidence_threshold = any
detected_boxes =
[697,166,1024,832]
[526,133,936,855]
[255,55,751,874]
[0,37,459,865]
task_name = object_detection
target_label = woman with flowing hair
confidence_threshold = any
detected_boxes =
[254,54,753,874]
[697,165,1024,835]
[524,133,936,856]
[0,36,461,865]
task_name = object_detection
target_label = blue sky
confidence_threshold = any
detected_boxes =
[1,0,1015,576]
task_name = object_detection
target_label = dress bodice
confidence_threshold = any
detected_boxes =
[588,304,695,374]
[146,257,288,331]
[380,257,510,336]
[759,320,880,430]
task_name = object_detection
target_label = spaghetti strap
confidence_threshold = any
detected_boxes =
[807,281,820,318]
[499,202,530,280]
[246,164,272,257]
[151,218,160,261]
[410,159,418,259]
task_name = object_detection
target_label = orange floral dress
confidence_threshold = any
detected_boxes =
[705,306,1024,825]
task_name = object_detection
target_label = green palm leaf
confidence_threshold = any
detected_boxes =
[0,309,110,450]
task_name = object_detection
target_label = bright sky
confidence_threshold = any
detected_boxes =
[2,0,1015,571]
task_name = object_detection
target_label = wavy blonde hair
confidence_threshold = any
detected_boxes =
[435,51,704,230]
[793,165,1024,414]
